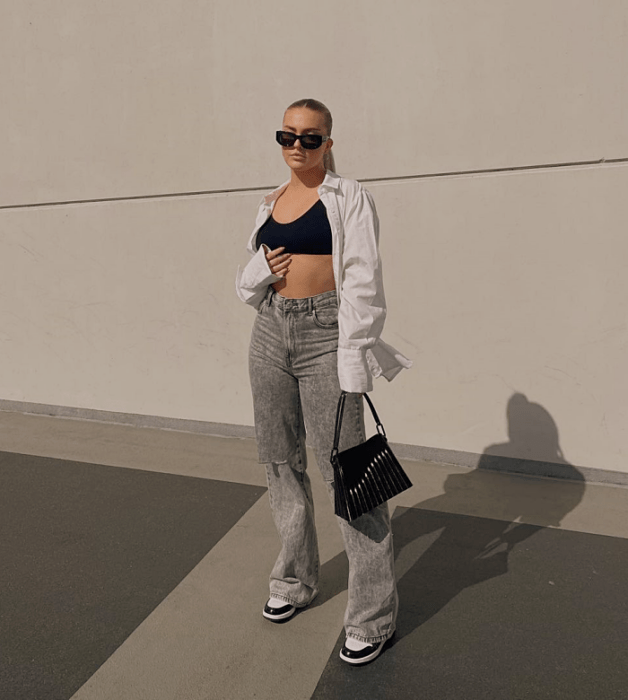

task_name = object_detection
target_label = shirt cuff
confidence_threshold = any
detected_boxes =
[236,247,281,306]
[366,339,413,381]
[337,346,373,393]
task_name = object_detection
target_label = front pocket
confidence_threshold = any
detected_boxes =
[312,305,339,328]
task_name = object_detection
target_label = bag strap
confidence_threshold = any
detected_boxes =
[331,391,387,461]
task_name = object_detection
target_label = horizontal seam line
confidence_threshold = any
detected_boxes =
[0,185,276,211]
[359,157,628,184]
[1,157,626,211]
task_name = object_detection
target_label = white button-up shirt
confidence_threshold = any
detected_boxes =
[236,170,412,393]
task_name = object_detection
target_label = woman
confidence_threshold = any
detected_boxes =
[236,98,411,665]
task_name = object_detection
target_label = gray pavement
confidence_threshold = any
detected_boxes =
[1,411,627,699]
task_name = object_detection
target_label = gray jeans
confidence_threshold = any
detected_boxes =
[249,288,397,643]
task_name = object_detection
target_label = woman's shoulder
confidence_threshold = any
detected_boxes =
[260,179,290,206]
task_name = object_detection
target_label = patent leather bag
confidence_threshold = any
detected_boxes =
[330,391,412,522]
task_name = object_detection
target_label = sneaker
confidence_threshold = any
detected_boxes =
[262,599,296,622]
[339,638,386,665]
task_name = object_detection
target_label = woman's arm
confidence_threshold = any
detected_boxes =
[337,184,387,393]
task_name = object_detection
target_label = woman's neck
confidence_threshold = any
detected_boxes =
[289,166,327,191]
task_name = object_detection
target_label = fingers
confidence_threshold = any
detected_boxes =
[265,245,286,260]
[266,246,292,277]
[272,258,291,276]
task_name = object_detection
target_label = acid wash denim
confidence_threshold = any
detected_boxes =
[249,288,398,644]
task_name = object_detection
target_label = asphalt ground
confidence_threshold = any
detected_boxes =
[1,411,627,700]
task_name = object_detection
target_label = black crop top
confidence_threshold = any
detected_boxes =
[255,199,332,255]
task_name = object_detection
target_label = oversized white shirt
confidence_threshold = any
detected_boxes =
[236,170,412,393]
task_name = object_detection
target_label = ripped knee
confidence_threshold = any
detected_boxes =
[265,458,306,479]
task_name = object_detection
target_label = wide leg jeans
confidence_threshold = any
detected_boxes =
[249,288,397,643]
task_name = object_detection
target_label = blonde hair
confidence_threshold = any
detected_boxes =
[286,98,336,172]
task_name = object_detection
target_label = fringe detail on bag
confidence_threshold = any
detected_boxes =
[332,435,412,522]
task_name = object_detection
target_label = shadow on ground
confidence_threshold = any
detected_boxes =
[311,395,628,700]
[317,392,586,624]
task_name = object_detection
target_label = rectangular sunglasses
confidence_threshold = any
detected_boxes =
[276,131,329,150]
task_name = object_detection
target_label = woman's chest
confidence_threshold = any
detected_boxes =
[271,193,321,223]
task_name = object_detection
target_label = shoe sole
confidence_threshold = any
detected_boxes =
[262,607,296,622]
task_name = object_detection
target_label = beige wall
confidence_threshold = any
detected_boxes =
[1,1,627,474]
[2,0,627,205]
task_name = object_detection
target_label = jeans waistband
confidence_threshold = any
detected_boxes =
[264,287,337,312]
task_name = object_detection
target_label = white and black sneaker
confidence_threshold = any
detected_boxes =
[339,636,388,665]
[262,598,296,622]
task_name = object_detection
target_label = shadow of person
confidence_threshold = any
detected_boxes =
[387,393,586,644]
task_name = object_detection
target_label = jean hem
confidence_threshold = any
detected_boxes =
[268,591,318,609]
[345,628,395,645]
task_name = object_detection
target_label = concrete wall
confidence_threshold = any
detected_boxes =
[1,1,627,475]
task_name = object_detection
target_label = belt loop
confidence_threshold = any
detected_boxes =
[307,296,314,314]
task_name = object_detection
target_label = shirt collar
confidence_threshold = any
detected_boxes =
[319,169,342,192]
[263,170,341,205]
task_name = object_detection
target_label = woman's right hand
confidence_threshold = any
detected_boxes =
[265,246,292,277]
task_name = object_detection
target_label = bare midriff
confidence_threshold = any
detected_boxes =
[272,254,335,298]
[270,191,335,299]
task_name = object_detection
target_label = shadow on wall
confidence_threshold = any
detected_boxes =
[388,392,586,643]
[477,391,583,482]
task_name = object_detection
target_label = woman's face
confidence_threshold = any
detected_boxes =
[280,107,333,174]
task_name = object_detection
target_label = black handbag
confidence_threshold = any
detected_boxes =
[330,391,413,522]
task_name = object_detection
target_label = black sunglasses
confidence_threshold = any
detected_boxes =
[276,131,329,150]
